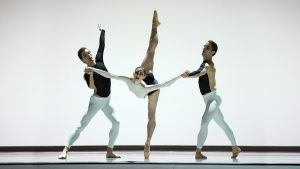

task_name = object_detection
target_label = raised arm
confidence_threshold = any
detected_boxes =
[95,24,105,63]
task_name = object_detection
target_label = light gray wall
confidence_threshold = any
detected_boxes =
[0,0,300,146]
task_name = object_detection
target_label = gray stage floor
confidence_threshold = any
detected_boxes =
[1,151,300,169]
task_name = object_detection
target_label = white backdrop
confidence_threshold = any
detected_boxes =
[0,0,300,146]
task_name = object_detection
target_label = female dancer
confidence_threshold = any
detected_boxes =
[87,10,186,159]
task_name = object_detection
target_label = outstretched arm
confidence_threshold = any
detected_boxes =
[188,60,207,78]
[145,73,185,93]
[90,67,130,82]
[95,24,105,63]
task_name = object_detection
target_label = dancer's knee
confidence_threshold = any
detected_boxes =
[148,110,156,121]
[148,119,156,126]
[147,49,155,56]
[112,118,120,127]
[75,125,85,133]
[108,111,120,127]
[152,36,158,43]
[78,117,90,129]
[148,41,158,52]
[104,105,114,114]
[148,106,157,114]
[201,118,209,128]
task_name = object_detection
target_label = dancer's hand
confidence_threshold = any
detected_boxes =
[84,67,94,75]
[181,70,190,78]
[98,24,104,31]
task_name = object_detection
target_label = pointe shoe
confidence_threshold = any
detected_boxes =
[231,146,241,159]
[195,149,207,159]
[106,148,121,158]
[144,144,150,159]
[152,10,161,28]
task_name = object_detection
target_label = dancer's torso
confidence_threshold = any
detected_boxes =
[143,73,159,96]
[84,62,111,97]
[198,64,216,95]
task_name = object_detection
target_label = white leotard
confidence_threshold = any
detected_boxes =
[92,68,181,98]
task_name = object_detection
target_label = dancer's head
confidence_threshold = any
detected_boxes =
[133,66,146,82]
[78,47,95,66]
[202,40,218,61]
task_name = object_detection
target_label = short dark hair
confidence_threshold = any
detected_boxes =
[78,47,87,59]
[208,40,218,56]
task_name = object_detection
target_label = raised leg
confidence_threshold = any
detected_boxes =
[141,10,160,73]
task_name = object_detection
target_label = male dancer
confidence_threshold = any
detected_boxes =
[184,40,241,159]
[58,25,120,159]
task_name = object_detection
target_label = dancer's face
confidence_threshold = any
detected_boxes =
[202,42,214,61]
[133,68,145,82]
[80,49,95,64]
